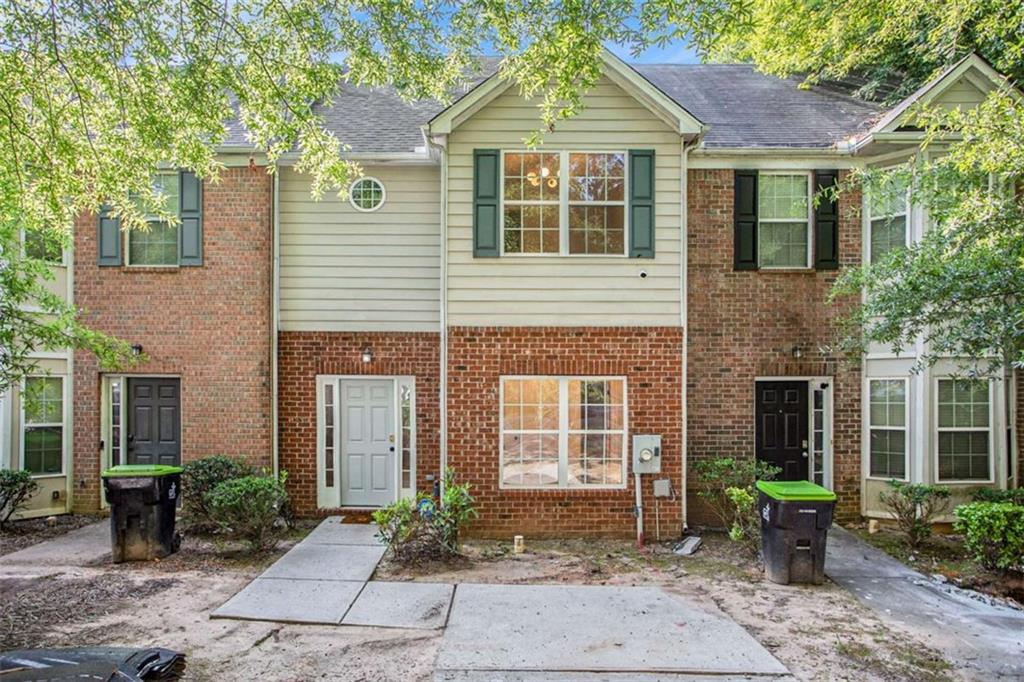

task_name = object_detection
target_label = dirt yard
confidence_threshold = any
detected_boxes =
[0,526,977,681]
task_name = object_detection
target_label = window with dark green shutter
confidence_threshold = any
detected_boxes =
[473,149,500,257]
[112,170,204,267]
[477,149,654,257]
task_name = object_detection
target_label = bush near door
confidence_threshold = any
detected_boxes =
[0,470,39,529]
[879,481,951,549]
[180,456,252,532]
[208,472,289,552]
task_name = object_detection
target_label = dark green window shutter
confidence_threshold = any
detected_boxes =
[178,171,203,266]
[97,207,122,266]
[814,170,839,270]
[628,149,655,258]
[734,170,758,270]
[473,149,500,257]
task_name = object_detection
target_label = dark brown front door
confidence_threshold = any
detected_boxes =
[127,378,181,466]
[756,381,808,480]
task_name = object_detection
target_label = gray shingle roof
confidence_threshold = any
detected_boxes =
[223,62,884,153]
[634,64,883,148]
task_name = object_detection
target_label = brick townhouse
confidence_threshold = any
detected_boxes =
[1,51,1018,536]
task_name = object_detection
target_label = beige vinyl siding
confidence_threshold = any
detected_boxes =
[279,165,441,331]
[931,76,989,112]
[446,77,683,327]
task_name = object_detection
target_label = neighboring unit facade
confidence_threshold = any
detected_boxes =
[6,51,1019,532]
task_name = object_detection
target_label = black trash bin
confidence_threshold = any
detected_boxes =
[102,465,183,562]
[756,480,836,585]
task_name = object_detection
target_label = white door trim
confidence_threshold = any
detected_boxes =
[316,374,415,509]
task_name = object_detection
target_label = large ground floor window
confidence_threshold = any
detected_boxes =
[500,376,627,489]
[936,378,992,482]
[22,376,65,476]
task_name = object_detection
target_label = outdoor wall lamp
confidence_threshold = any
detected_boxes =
[131,344,143,357]
[361,346,374,364]
[791,345,803,359]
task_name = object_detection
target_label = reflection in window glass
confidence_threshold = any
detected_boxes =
[937,379,990,481]
[501,377,626,488]
[868,379,906,479]
[130,171,180,266]
[568,153,626,255]
[23,377,63,475]
[758,174,809,268]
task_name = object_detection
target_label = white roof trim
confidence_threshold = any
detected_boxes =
[870,53,1010,134]
[427,48,704,137]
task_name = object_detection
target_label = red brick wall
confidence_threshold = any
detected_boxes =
[686,169,863,522]
[447,326,684,539]
[277,332,441,516]
[72,167,273,511]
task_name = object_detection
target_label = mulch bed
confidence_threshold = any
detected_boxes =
[0,573,178,650]
[0,514,104,558]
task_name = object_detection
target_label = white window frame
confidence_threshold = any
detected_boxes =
[865,377,910,482]
[756,171,814,269]
[866,170,911,264]
[349,176,387,213]
[934,377,995,484]
[499,375,628,490]
[499,150,630,258]
[125,170,181,268]
[20,375,68,478]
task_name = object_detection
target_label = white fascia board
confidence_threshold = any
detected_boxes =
[871,53,1013,135]
[690,147,861,169]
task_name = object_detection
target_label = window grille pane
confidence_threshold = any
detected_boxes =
[24,426,63,475]
[759,175,808,220]
[503,153,560,254]
[324,383,335,488]
[758,221,808,268]
[568,153,626,255]
[870,215,906,262]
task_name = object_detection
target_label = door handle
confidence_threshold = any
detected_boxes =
[801,451,808,458]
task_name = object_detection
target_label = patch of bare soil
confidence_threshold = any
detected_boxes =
[377,532,959,682]
[0,514,103,557]
[0,573,178,650]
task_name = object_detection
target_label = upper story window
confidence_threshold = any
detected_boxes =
[350,177,386,212]
[758,173,812,268]
[502,151,628,256]
[129,171,180,266]
[23,230,63,264]
[22,376,64,476]
[936,378,991,482]
[868,174,909,263]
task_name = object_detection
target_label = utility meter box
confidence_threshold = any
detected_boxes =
[632,435,662,474]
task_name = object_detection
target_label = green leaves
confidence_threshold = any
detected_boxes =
[954,502,1024,573]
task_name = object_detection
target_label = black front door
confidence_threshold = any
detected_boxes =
[755,381,808,480]
[127,378,181,466]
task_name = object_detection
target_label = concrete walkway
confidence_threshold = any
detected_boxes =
[0,521,110,570]
[213,518,789,680]
[825,526,1024,679]
[212,517,454,629]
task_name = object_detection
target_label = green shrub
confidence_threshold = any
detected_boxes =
[954,502,1024,573]
[373,469,478,564]
[879,481,951,549]
[692,458,779,559]
[970,487,1024,505]
[208,473,288,552]
[0,470,39,529]
[181,456,252,531]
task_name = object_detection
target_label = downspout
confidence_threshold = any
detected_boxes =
[679,136,697,532]
[271,169,280,478]
[430,134,449,499]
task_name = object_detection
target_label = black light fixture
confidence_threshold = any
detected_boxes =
[791,345,803,359]
[361,346,373,364]
[131,344,143,357]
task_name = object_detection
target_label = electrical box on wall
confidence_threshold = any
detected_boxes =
[632,434,662,474]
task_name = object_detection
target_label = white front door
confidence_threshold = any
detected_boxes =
[340,379,396,507]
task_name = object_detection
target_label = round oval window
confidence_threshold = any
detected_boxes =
[349,177,386,212]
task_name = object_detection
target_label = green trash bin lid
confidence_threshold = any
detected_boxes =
[101,464,184,478]
[756,479,836,502]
